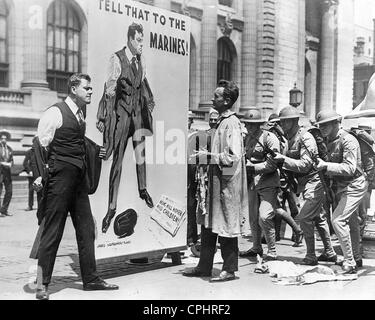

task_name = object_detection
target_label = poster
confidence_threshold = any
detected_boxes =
[86,0,190,260]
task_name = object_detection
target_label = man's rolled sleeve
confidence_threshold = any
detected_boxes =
[37,107,62,148]
[105,54,121,97]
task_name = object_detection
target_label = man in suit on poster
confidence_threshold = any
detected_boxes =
[97,22,155,234]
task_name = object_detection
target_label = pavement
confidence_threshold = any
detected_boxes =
[1,202,375,300]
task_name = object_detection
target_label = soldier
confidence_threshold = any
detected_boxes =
[239,109,301,260]
[272,106,336,265]
[352,125,374,250]
[315,110,367,273]
[266,114,302,246]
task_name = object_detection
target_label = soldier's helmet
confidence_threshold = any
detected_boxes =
[278,106,300,120]
[113,209,138,238]
[241,109,266,123]
[268,113,280,123]
[315,110,342,125]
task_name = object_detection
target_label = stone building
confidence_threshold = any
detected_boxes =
[0,0,355,172]
[353,19,375,109]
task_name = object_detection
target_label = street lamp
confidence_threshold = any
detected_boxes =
[289,83,303,107]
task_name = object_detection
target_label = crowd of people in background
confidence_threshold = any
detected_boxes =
[185,80,374,281]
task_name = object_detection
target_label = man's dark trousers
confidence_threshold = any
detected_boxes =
[0,169,12,214]
[197,226,238,273]
[37,160,98,285]
[108,106,146,210]
[27,177,34,209]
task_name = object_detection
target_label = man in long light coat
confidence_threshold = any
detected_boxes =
[183,80,248,282]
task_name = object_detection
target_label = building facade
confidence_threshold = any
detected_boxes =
[353,19,375,109]
[0,0,355,172]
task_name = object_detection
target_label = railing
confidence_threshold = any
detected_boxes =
[0,89,25,104]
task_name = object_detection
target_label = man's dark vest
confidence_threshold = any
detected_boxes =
[49,102,86,169]
[115,48,143,116]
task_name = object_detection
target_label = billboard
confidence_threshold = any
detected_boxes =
[86,0,190,260]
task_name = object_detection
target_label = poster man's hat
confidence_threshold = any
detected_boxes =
[113,209,138,238]
[0,129,11,140]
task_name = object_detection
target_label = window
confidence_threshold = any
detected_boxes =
[217,38,233,82]
[47,0,81,93]
[218,0,233,7]
[0,0,8,87]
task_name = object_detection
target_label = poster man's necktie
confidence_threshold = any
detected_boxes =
[131,56,138,70]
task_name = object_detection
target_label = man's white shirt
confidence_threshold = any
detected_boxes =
[37,96,83,148]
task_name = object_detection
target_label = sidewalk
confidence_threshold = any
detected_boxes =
[1,202,375,300]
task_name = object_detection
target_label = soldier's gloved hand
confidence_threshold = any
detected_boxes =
[315,158,328,171]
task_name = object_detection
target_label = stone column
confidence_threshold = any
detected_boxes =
[21,0,48,89]
[153,0,171,11]
[199,0,217,110]
[240,0,257,113]
[318,0,338,112]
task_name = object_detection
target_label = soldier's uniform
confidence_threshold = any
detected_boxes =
[323,127,367,268]
[279,107,335,264]
[241,110,280,258]
[267,119,301,245]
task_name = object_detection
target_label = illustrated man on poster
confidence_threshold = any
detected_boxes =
[97,22,155,234]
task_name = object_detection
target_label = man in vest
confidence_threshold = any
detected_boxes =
[272,106,336,265]
[0,129,13,217]
[97,22,155,234]
[315,110,367,274]
[35,73,119,300]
